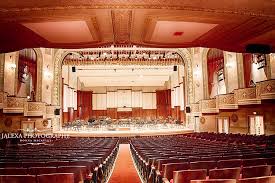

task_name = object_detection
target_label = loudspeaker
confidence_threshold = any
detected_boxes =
[245,44,271,54]
[173,65,177,71]
[54,109,60,115]
[72,66,76,72]
[186,106,191,113]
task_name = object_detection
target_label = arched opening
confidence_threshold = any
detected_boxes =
[17,48,37,100]
[207,48,226,98]
[52,48,193,130]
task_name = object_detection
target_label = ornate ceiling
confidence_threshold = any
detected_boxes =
[0,0,274,53]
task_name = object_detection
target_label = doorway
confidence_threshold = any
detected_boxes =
[217,117,229,134]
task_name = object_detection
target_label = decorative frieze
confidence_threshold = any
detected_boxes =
[3,96,26,113]
[256,79,275,100]
[216,93,238,110]
[46,105,56,119]
[234,87,261,105]
[200,98,219,114]
[24,101,46,117]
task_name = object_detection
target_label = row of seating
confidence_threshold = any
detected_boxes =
[0,137,119,183]
[130,133,275,183]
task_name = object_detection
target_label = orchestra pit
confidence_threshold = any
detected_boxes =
[0,1,275,183]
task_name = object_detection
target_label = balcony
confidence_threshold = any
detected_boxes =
[256,79,275,100]
[200,98,219,114]
[3,96,26,113]
[216,93,238,110]
[234,87,261,105]
[24,101,46,117]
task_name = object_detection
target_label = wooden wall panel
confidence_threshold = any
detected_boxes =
[132,107,142,118]
[63,112,69,123]
[77,90,92,120]
[68,107,74,122]
[107,108,117,119]
[117,111,132,119]
[92,110,107,118]
[156,90,171,119]
[142,109,157,120]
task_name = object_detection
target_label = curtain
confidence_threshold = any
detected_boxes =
[243,53,252,88]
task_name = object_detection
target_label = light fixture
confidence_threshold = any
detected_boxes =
[9,63,17,69]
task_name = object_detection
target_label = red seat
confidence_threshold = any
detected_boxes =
[238,175,275,183]
[47,161,69,167]
[37,173,74,183]
[242,158,267,167]
[217,159,242,168]
[22,162,46,168]
[57,166,87,183]
[209,167,241,180]
[190,179,236,183]
[173,169,207,183]
[242,165,271,178]
[0,175,36,183]
[0,168,28,175]
[28,166,57,175]
[162,162,190,181]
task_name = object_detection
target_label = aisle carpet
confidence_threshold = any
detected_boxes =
[108,144,141,183]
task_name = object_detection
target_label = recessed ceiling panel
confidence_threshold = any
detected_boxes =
[150,21,218,44]
[22,21,94,43]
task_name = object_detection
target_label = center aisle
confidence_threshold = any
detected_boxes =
[108,144,141,183]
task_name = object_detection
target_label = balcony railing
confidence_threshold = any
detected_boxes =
[24,101,46,117]
[216,93,238,109]
[3,96,26,113]
[190,103,200,115]
[46,105,56,118]
[234,87,261,105]
[200,98,219,113]
[256,79,275,100]
[0,91,7,109]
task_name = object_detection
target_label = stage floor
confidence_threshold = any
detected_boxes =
[55,128,193,137]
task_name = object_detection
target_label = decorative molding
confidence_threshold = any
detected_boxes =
[24,101,46,118]
[3,96,26,113]
[234,87,261,105]
[200,98,219,114]
[111,10,132,44]
[216,93,238,110]
[256,79,275,100]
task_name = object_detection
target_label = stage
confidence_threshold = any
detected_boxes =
[55,125,193,137]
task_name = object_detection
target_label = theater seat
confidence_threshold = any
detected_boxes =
[28,166,57,175]
[190,179,236,183]
[57,166,87,183]
[173,169,207,183]
[37,173,74,183]
[209,167,241,180]
[0,168,28,175]
[238,175,275,183]
[217,159,242,168]
[22,162,46,168]
[242,165,271,178]
[0,175,36,183]
[190,161,217,175]
[163,162,190,181]
[242,158,267,167]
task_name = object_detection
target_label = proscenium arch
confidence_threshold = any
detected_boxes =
[33,48,43,102]
[52,48,193,129]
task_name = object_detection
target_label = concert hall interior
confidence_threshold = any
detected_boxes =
[0,1,275,183]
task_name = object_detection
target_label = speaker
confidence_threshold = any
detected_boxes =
[54,109,60,115]
[72,66,76,72]
[173,65,177,71]
[186,106,191,113]
[245,44,271,54]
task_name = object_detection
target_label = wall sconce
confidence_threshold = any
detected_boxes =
[9,63,16,69]
[225,62,233,68]
[44,65,52,79]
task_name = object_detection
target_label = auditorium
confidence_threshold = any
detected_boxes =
[0,1,275,183]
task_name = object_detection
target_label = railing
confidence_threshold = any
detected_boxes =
[216,93,238,109]
[234,87,261,105]
[3,96,26,113]
[24,101,46,117]
[256,79,275,100]
[200,98,219,113]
